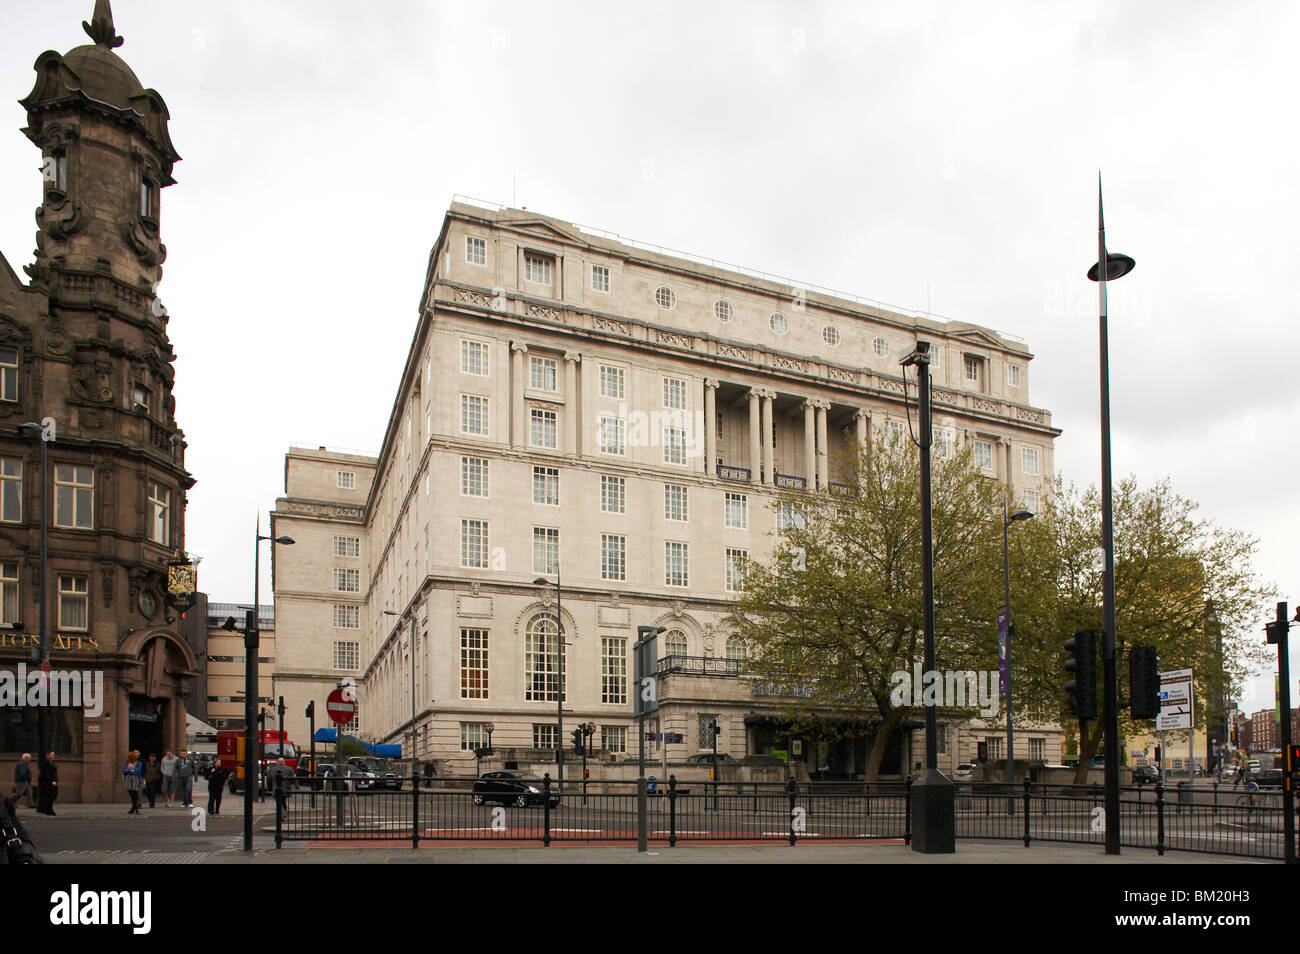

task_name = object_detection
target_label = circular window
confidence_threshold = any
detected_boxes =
[654,286,677,310]
[823,325,841,347]
[873,336,890,358]
[714,300,735,323]
[769,312,788,335]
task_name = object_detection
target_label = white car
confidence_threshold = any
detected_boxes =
[953,763,976,782]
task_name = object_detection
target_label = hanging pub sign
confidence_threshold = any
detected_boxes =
[165,560,199,614]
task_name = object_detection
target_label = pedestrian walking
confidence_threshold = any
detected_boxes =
[11,753,35,809]
[36,752,58,816]
[123,750,144,815]
[177,749,195,808]
[144,754,162,808]
[160,749,177,806]
[207,762,231,815]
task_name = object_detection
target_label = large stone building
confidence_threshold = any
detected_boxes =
[0,2,195,801]
[272,198,1063,778]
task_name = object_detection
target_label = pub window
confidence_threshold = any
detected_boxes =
[0,348,18,402]
[0,458,21,523]
[1,562,19,624]
[131,383,151,414]
[53,465,94,529]
[148,482,170,546]
[58,574,88,631]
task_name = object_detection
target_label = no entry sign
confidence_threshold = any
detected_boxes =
[326,687,357,725]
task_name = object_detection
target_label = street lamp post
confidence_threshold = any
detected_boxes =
[244,519,294,852]
[1003,504,1033,810]
[533,574,563,793]
[18,421,52,758]
[1087,179,1136,856]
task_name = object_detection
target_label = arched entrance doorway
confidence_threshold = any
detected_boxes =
[118,629,198,762]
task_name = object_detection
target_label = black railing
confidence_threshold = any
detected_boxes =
[716,464,751,482]
[773,472,806,490]
[271,774,1297,860]
[828,481,854,496]
[656,654,744,677]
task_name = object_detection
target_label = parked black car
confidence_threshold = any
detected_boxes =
[348,757,403,790]
[1254,768,1283,790]
[471,771,560,807]
[1132,765,1161,785]
[685,753,738,764]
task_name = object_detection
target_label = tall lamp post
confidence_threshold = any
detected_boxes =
[533,574,563,792]
[18,421,52,758]
[1002,504,1033,810]
[1087,180,1135,856]
[244,519,294,852]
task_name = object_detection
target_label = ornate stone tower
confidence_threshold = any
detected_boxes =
[0,1,197,802]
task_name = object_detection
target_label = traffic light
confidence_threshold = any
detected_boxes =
[305,700,315,720]
[1129,645,1160,720]
[572,727,584,756]
[1064,629,1099,721]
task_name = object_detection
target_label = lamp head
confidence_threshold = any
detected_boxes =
[1010,509,1034,522]
[533,577,551,586]
[1087,252,1136,282]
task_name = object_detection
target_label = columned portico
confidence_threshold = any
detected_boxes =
[747,388,761,484]
[704,378,718,476]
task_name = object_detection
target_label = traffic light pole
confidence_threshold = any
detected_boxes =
[1269,602,1295,864]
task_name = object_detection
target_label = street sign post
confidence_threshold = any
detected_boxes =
[1156,668,1193,732]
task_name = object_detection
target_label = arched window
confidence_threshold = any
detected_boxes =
[525,612,564,701]
[725,635,747,661]
[663,629,687,659]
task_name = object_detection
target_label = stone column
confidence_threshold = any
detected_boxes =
[815,401,829,491]
[564,351,580,456]
[704,379,718,476]
[747,388,761,484]
[856,408,870,478]
[1003,437,1014,498]
[510,342,528,448]
[803,399,816,489]
[760,390,775,486]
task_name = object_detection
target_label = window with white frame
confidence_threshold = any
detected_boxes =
[333,641,359,670]
[725,492,747,529]
[461,722,490,750]
[725,634,747,661]
[964,355,983,386]
[1022,488,1041,512]
[465,235,486,265]
[525,613,564,702]
[461,339,489,375]
[531,408,557,448]
[873,336,890,358]
[713,300,734,323]
[601,637,627,704]
[662,426,686,464]
[600,475,625,513]
[0,348,17,403]
[146,481,170,545]
[532,526,559,575]
[530,355,558,391]
[591,264,610,292]
[461,394,489,436]
[598,414,625,455]
[987,737,1003,760]
[54,465,94,529]
[777,500,806,532]
[1,458,21,523]
[663,377,687,409]
[462,457,489,497]
[533,466,559,505]
[665,541,689,587]
[887,419,906,444]
[1,562,19,625]
[1028,738,1044,761]
[334,535,361,557]
[973,440,994,471]
[461,518,489,568]
[524,252,553,285]
[664,484,688,521]
[1007,364,1022,388]
[654,286,677,310]
[460,628,489,699]
[601,725,627,754]
[1021,447,1040,476]
[333,604,359,629]
[725,548,748,592]
[663,630,687,658]
[601,533,626,581]
[934,426,955,459]
[333,568,360,592]
[58,574,88,631]
[337,471,356,489]
[599,365,624,399]
[533,724,558,749]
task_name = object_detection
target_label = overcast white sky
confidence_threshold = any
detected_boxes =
[2,1,1296,714]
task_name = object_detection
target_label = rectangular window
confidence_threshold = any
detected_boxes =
[987,737,1003,761]
[665,541,689,587]
[887,420,905,444]
[973,440,994,471]
[725,492,747,529]
[1022,447,1040,476]
[1028,738,1044,761]
[461,457,489,497]
[600,475,625,513]
[934,426,954,460]
[333,535,361,557]
[533,724,558,749]
[53,465,94,529]
[662,426,686,465]
[598,414,625,455]
[524,252,553,285]
[601,533,626,581]
[936,723,949,755]
[333,641,359,670]
[1007,364,1022,388]
[333,605,359,629]
[591,264,610,292]
[460,628,489,699]
[663,377,687,409]
[532,527,559,575]
[461,339,489,375]
[1022,488,1041,513]
[530,408,557,449]
[725,547,748,592]
[0,348,16,403]
[58,574,88,631]
[465,235,486,264]
[147,482,170,545]
[664,484,688,522]
[964,355,981,382]
[461,519,489,568]
[530,355,558,391]
[533,466,559,506]
[460,723,489,750]
[333,568,360,592]
[698,714,719,749]
[526,620,564,702]
[601,725,627,754]
[131,384,151,415]
[601,637,628,704]
[599,365,624,399]
[1,562,19,625]
[461,394,489,436]
[0,458,21,523]
[777,501,806,533]
[337,471,355,489]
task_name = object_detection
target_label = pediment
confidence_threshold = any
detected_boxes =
[946,325,1007,350]
[500,217,582,246]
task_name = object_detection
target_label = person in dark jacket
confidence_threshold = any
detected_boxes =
[36,752,58,816]
[207,763,232,815]
[144,754,162,808]
[11,753,35,809]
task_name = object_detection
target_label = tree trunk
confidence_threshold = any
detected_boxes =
[863,707,903,781]
[1072,720,1104,785]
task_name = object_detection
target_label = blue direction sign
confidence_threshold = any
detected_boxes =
[647,776,657,793]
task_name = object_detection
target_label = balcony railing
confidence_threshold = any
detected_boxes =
[773,472,806,490]
[828,482,855,497]
[657,654,744,677]
[716,464,751,483]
